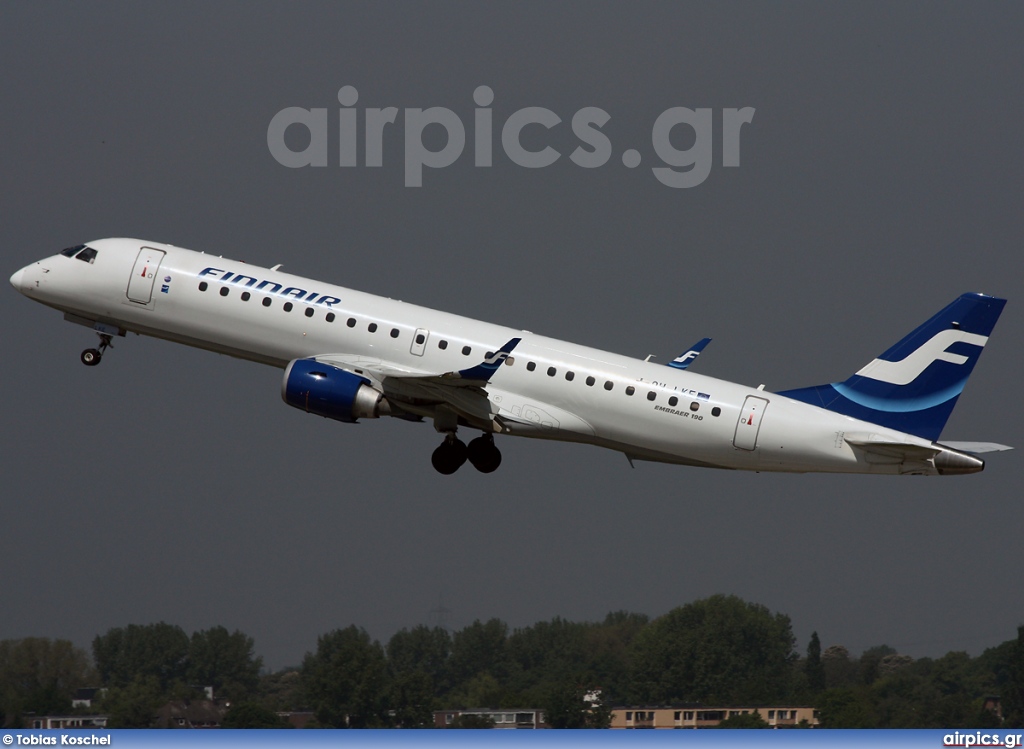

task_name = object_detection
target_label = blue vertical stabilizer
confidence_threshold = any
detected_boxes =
[779,293,1006,441]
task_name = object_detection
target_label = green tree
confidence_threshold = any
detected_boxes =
[221,702,291,728]
[805,632,826,694]
[446,672,504,709]
[584,612,649,704]
[98,676,164,728]
[187,626,262,700]
[0,638,96,727]
[301,626,387,727]
[1004,626,1024,727]
[388,670,436,728]
[448,619,509,691]
[859,645,897,686]
[506,618,589,701]
[93,623,190,691]
[541,681,611,728]
[821,645,858,689]
[257,669,304,712]
[628,595,796,704]
[817,687,878,727]
[386,625,450,692]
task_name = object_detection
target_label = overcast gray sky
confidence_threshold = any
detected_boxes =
[2,2,1022,671]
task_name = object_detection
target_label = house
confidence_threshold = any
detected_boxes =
[434,708,547,728]
[25,715,108,729]
[71,688,105,710]
[611,704,819,728]
[154,700,226,728]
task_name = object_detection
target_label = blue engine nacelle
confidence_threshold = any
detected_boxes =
[282,359,389,422]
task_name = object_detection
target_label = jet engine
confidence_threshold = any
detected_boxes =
[282,358,389,422]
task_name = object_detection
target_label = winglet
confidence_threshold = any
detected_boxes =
[668,338,712,370]
[453,337,522,381]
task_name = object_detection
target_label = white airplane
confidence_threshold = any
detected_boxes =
[10,238,1010,476]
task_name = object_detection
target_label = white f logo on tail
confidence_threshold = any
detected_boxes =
[673,350,701,366]
[856,330,988,386]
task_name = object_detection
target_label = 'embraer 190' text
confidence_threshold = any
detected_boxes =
[198,267,341,307]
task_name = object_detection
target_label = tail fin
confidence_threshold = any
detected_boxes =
[779,293,1006,441]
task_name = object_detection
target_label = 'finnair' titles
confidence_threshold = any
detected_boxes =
[10,239,1010,476]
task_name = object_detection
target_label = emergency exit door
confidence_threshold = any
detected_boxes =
[126,247,166,304]
[410,328,429,356]
[733,396,768,451]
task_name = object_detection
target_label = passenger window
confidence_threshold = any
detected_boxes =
[526,361,536,372]
[220,287,229,297]
[586,376,595,386]
[347,318,356,327]
[625,386,635,396]
[415,333,425,344]
[462,345,471,355]
[283,302,293,312]
[547,367,556,377]
[262,297,271,307]
[486,351,494,359]
[604,381,613,391]
[368,322,377,332]
[391,328,399,338]
[669,396,678,407]
[326,312,336,323]
[199,282,208,292]
[647,391,656,401]
[438,340,448,350]
[305,308,314,318]
[76,247,98,264]
[711,406,721,417]
[565,371,574,381]
[504,357,514,366]
[241,291,251,302]
[690,401,700,411]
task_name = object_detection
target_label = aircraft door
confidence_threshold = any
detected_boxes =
[126,247,166,304]
[410,328,429,356]
[733,395,768,450]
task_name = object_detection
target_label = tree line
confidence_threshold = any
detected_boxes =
[1,595,1021,728]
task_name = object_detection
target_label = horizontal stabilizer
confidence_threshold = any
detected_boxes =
[939,441,1013,454]
[843,434,985,475]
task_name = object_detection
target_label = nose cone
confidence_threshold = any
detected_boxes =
[10,267,26,292]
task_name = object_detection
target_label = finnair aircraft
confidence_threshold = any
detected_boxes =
[10,239,1009,475]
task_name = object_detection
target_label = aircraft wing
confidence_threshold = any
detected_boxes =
[309,338,522,428]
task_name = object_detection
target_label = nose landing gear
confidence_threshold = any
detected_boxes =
[431,432,503,474]
[81,333,114,366]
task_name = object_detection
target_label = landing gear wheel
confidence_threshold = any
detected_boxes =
[81,348,102,366]
[467,434,502,473]
[81,332,114,366]
[431,435,468,475]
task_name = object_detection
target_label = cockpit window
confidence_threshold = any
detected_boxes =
[61,244,86,257]
[75,247,98,264]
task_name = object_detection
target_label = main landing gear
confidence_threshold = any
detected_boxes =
[81,333,113,366]
[431,432,502,475]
